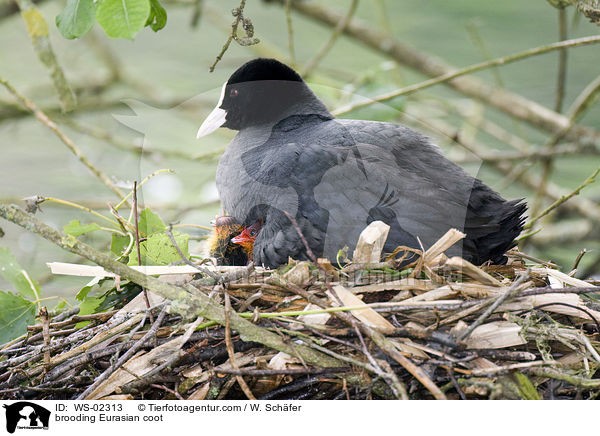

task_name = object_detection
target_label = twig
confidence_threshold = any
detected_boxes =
[525,165,600,229]
[258,376,325,400]
[28,196,121,229]
[506,250,561,268]
[333,35,600,116]
[39,307,50,374]
[300,0,358,77]
[528,302,600,333]
[0,77,125,200]
[77,307,167,399]
[470,360,548,376]
[16,0,76,111]
[113,169,173,211]
[190,0,204,27]
[203,3,286,60]
[446,366,467,400]
[531,71,600,222]
[133,181,153,320]
[284,0,296,67]
[555,7,568,113]
[215,366,351,376]
[165,225,220,282]
[572,249,588,272]
[40,341,135,383]
[120,319,213,394]
[518,286,599,297]
[454,143,600,164]
[151,383,184,400]
[209,0,259,72]
[458,271,530,341]
[376,359,408,400]
[60,117,219,161]
[353,323,407,400]
[367,327,447,400]
[466,20,505,88]
[1,314,134,374]
[283,211,319,265]
[223,290,256,400]
[527,367,600,389]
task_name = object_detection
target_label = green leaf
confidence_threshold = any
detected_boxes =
[53,300,67,312]
[111,233,130,257]
[75,278,113,326]
[513,373,541,400]
[64,220,101,237]
[75,295,103,327]
[96,281,142,312]
[128,231,189,266]
[138,208,166,235]
[96,0,151,39]
[0,246,40,300]
[0,290,36,345]
[56,0,97,39]
[145,0,167,31]
[75,281,94,301]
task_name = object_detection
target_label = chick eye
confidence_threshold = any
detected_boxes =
[229,88,238,98]
[250,229,256,236]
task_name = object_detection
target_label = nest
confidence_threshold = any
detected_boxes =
[1,225,599,400]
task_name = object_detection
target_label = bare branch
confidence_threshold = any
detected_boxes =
[300,0,358,77]
[209,0,260,72]
[333,35,600,117]
[16,0,76,111]
[279,0,600,142]
[526,165,600,229]
[0,77,125,200]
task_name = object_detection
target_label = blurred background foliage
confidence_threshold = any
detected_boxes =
[0,0,599,301]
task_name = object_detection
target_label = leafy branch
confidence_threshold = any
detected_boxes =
[56,0,167,40]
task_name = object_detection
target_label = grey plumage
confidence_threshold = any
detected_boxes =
[200,58,526,268]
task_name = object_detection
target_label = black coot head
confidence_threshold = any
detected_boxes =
[197,58,315,137]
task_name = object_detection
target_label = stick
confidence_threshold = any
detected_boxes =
[458,271,530,341]
[526,165,600,229]
[0,77,124,200]
[133,181,153,320]
[223,290,256,400]
[300,0,358,76]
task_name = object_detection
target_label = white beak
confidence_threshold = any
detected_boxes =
[197,83,228,139]
[196,107,227,138]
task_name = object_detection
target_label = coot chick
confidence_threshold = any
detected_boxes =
[231,221,262,262]
[207,216,249,266]
[197,58,526,268]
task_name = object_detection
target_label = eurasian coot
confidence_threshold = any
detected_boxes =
[197,58,526,268]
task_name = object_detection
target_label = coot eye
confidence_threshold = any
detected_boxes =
[229,88,238,98]
[250,229,256,236]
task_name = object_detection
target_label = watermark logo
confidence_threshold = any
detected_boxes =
[3,402,50,433]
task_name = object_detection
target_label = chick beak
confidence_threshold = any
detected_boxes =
[197,83,227,138]
[231,233,252,245]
